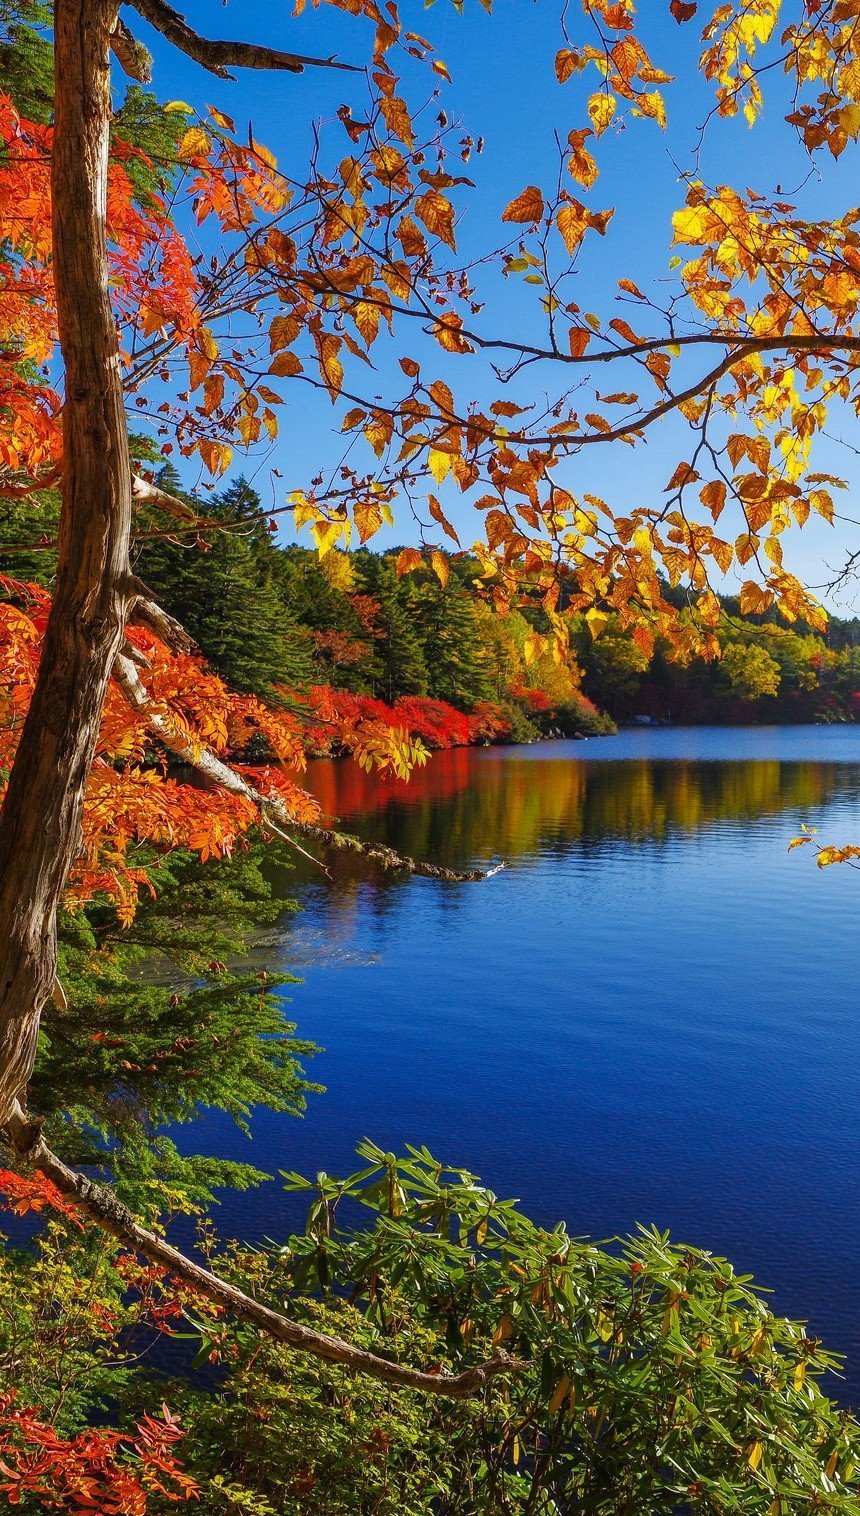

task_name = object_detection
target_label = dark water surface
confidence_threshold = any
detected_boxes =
[186,727,860,1400]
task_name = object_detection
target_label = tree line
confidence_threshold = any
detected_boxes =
[11,468,858,759]
[126,470,860,739]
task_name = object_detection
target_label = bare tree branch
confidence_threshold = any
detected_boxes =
[110,16,153,81]
[3,1102,525,1398]
[127,0,361,78]
[131,474,198,524]
[126,577,198,654]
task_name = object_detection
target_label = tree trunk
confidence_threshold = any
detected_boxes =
[0,0,132,1122]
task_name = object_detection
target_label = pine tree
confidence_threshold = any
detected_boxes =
[135,472,314,695]
[411,570,494,710]
[357,553,429,702]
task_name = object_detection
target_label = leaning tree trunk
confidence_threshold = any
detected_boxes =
[0,0,132,1123]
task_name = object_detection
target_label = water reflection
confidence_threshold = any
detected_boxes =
[305,740,860,879]
[197,728,860,1405]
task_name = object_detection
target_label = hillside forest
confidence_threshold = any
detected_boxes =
[6,471,860,755]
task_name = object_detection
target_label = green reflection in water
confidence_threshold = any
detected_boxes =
[305,749,858,873]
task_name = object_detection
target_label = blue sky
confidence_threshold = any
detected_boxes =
[131,1,860,613]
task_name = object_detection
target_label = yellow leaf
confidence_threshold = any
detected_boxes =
[178,126,210,161]
[588,93,616,137]
[381,94,414,147]
[523,630,546,665]
[502,186,545,225]
[548,1375,571,1414]
[429,448,452,485]
[311,519,342,558]
[317,335,344,401]
[196,326,218,362]
[747,1441,763,1471]
[431,550,450,588]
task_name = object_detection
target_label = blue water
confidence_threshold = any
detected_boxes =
[185,726,860,1402]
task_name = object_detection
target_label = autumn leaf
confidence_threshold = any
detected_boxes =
[557,202,589,253]
[555,48,583,83]
[177,125,210,161]
[428,493,461,545]
[567,128,599,188]
[433,313,473,353]
[269,352,303,378]
[396,215,426,258]
[269,314,302,351]
[317,334,344,401]
[431,550,450,588]
[502,186,545,225]
[395,547,423,577]
[588,93,616,136]
[381,94,414,147]
[568,326,591,358]
[429,448,452,485]
[665,461,700,491]
[415,190,457,249]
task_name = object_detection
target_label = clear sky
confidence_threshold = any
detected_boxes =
[131,1,860,614]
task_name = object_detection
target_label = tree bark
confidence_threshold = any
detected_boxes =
[0,0,132,1122]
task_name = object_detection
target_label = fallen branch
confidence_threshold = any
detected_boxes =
[112,652,493,884]
[128,0,360,77]
[3,1103,525,1398]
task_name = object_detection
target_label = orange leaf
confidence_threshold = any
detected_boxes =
[415,190,457,250]
[502,186,545,225]
[396,547,423,577]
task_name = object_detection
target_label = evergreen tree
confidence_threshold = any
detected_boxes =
[135,472,313,695]
[276,547,375,691]
[357,553,429,702]
[411,572,494,710]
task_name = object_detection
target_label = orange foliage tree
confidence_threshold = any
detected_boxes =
[1,0,860,1388]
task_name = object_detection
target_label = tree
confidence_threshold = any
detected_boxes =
[2,0,860,1484]
[137,472,315,695]
[719,640,782,701]
[357,552,430,701]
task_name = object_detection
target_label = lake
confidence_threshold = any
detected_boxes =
[184,725,860,1403]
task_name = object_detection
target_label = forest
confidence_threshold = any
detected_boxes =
[8,470,860,757]
[2,0,860,1512]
